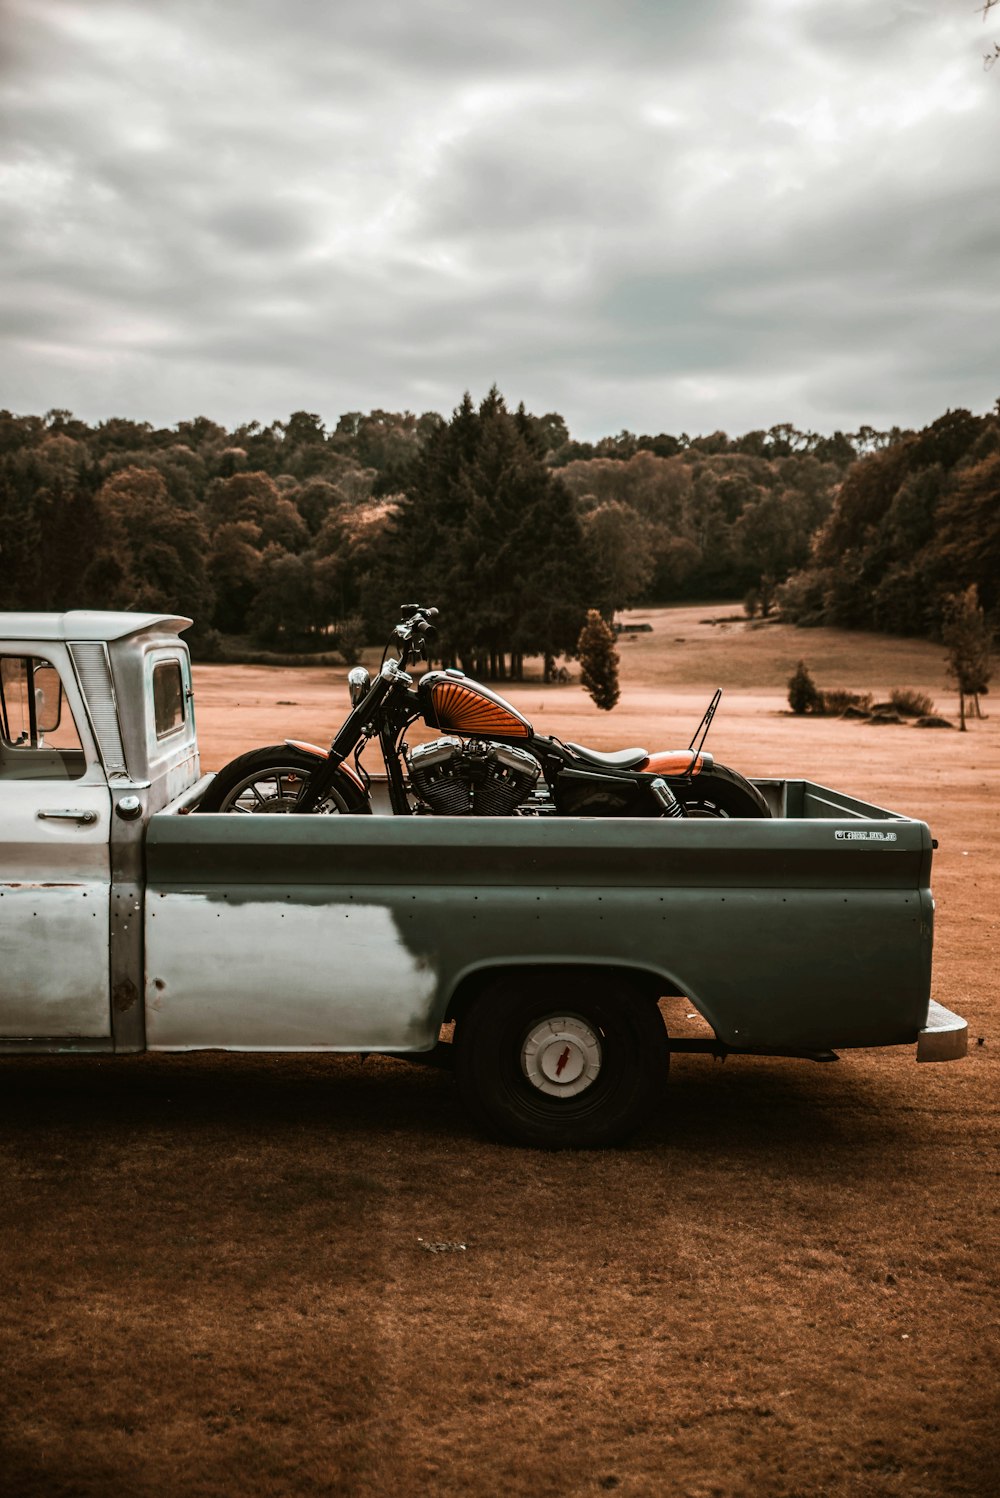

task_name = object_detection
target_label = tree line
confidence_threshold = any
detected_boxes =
[777,405,999,636]
[0,395,995,672]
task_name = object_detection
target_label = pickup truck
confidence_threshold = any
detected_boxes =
[1,610,967,1147]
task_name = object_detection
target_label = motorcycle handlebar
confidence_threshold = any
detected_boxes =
[392,605,438,654]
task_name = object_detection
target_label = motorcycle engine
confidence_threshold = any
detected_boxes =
[407,736,540,816]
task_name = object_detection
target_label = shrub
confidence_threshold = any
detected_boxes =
[333,614,366,664]
[890,687,935,718]
[788,660,822,714]
[820,689,874,716]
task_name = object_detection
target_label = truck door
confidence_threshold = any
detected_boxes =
[0,651,112,1038]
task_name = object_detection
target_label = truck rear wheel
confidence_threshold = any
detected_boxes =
[454,974,669,1148]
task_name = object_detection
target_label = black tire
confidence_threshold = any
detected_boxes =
[673,763,770,819]
[454,973,669,1149]
[197,745,369,814]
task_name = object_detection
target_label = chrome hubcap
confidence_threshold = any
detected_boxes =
[521,1016,603,1098]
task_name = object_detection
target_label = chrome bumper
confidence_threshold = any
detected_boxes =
[917,1001,968,1062]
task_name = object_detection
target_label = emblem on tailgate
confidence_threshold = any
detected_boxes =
[835,829,898,841]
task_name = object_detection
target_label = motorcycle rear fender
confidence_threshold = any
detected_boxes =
[641,750,713,778]
[285,739,368,797]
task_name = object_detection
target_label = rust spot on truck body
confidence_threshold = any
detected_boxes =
[113,978,138,1013]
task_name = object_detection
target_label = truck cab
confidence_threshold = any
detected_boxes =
[0,612,198,1049]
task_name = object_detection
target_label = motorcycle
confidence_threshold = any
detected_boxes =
[198,605,771,820]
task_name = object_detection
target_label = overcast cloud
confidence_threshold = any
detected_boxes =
[1,0,997,440]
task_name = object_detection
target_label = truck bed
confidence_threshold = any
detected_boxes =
[144,780,935,1056]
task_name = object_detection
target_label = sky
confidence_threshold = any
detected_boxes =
[1,0,997,443]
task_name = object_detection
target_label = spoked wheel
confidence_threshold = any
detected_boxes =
[455,973,669,1148]
[197,745,362,814]
[215,764,340,814]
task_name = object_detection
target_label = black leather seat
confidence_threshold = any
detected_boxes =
[565,742,649,770]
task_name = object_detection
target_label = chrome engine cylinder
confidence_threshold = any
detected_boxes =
[408,737,540,816]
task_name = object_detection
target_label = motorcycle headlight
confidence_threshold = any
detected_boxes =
[347,666,371,706]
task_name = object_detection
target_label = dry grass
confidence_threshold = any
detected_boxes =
[890,689,937,719]
[603,606,953,694]
[2,604,997,1497]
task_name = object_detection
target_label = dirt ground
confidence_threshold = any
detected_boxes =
[2,606,997,1497]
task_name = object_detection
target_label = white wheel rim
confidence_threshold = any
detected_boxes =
[521,1016,603,1099]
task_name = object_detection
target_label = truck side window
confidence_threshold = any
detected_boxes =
[0,655,86,780]
[152,658,186,739]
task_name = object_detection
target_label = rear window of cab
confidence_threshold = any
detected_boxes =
[152,658,186,740]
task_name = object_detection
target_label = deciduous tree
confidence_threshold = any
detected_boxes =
[942,585,992,730]
[94,465,214,634]
[582,501,656,617]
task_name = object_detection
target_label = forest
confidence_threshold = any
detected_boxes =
[0,394,996,671]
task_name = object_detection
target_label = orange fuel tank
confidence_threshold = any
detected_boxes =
[419,671,532,740]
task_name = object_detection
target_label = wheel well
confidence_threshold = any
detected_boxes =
[444,963,680,1026]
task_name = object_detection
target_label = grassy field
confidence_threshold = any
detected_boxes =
[1,605,997,1497]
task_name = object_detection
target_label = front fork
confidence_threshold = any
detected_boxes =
[381,721,414,814]
[292,750,362,813]
[292,671,394,813]
[295,693,417,816]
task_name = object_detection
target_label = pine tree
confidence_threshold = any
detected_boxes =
[383,389,592,676]
[788,660,822,715]
[577,609,620,711]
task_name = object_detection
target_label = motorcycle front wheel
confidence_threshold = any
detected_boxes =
[196,745,370,815]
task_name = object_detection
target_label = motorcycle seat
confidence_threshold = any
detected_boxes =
[565,742,649,771]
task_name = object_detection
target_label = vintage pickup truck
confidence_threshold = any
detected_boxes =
[1,610,966,1147]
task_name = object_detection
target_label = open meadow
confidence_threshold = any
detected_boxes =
[2,606,997,1497]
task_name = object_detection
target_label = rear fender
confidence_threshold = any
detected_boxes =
[641,750,713,777]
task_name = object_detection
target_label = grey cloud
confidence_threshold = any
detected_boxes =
[199,200,319,256]
[215,0,737,80]
[1,0,997,441]
[794,0,961,63]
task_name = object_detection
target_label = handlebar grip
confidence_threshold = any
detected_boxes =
[393,605,439,654]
